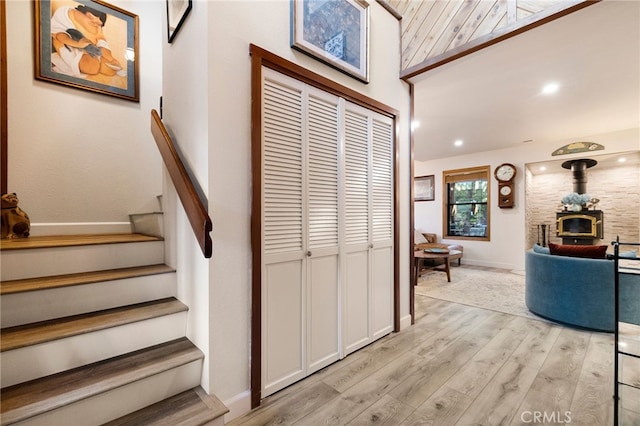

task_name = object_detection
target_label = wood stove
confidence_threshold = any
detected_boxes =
[556,210,604,245]
[556,158,604,245]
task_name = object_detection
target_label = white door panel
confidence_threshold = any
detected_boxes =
[263,260,304,394]
[307,254,340,372]
[343,251,370,354]
[372,246,394,339]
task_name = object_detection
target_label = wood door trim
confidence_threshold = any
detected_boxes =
[249,44,401,408]
[408,82,415,325]
[1,0,7,195]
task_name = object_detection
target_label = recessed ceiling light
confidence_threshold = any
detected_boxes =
[542,82,560,95]
[454,139,463,147]
[539,166,546,171]
[618,157,627,163]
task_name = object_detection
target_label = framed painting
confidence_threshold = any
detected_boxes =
[34,0,139,102]
[291,0,369,83]
[415,175,435,201]
[167,0,192,43]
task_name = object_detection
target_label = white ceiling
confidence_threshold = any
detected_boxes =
[408,0,640,162]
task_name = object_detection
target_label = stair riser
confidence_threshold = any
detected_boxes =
[1,242,164,281]
[4,360,202,426]
[29,223,132,237]
[1,312,187,388]
[1,273,177,327]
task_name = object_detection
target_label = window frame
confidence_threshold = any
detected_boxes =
[442,165,491,241]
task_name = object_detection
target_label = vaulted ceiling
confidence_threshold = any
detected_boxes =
[386,1,640,161]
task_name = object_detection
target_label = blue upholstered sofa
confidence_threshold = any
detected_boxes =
[525,248,640,332]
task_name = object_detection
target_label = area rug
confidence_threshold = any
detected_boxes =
[415,266,542,321]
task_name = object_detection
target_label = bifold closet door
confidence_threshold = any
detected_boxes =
[261,69,340,397]
[342,102,394,355]
[306,90,340,375]
[260,68,393,397]
[342,105,371,354]
[370,116,394,341]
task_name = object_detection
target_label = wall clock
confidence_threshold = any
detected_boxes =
[494,163,516,208]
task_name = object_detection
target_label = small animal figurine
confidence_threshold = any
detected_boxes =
[1,193,31,239]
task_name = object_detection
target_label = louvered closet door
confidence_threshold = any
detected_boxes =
[370,115,394,339]
[342,102,394,355]
[262,71,306,396]
[306,89,340,374]
[261,69,340,397]
[342,103,372,355]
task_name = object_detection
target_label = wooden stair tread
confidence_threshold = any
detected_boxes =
[104,387,229,426]
[1,264,175,295]
[0,338,203,425]
[0,233,162,251]
[1,298,187,352]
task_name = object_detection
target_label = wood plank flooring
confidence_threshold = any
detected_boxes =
[229,283,638,426]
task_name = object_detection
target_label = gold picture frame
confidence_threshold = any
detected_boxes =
[35,0,139,102]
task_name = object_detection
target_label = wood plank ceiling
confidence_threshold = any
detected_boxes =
[380,0,596,78]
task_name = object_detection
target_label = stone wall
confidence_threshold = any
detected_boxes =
[526,159,640,250]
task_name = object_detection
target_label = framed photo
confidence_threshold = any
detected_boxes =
[291,0,369,83]
[34,0,139,102]
[167,0,192,43]
[415,175,435,202]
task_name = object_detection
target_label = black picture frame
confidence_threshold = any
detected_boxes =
[167,0,192,43]
[35,0,139,102]
[415,175,435,201]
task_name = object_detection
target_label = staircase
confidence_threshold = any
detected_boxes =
[0,233,227,425]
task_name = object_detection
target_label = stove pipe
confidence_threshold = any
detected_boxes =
[561,158,597,194]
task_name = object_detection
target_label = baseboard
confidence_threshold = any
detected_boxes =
[222,390,251,423]
[400,314,412,330]
[30,222,132,236]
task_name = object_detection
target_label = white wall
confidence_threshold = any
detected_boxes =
[415,127,639,271]
[6,0,163,230]
[7,0,410,418]
[161,0,411,418]
[160,0,211,397]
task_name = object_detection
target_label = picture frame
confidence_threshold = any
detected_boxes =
[290,0,369,83]
[415,175,435,201]
[34,0,139,102]
[167,0,192,43]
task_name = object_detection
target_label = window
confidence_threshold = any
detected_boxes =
[443,166,490,240]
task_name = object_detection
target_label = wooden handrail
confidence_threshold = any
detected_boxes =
[150,109,212,258]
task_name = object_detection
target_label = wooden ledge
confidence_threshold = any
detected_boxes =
[0,234,162,251]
